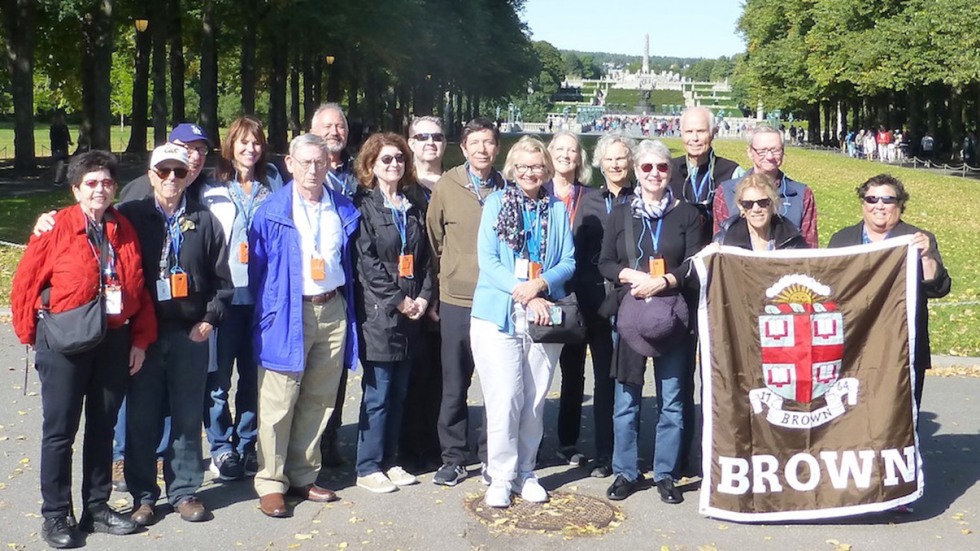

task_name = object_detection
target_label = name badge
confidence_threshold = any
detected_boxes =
[649,257,666,277]
[156,278,172,302]
[238,242,249,264]
[529,261,543,280]
[514,258,530,280]
[105,284,122,315]
[171,273,189,298]
[311,256,326,281]
[398,254,415,278]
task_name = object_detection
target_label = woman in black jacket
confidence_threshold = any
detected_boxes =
[352,133,433,494]
[712,173,808,250]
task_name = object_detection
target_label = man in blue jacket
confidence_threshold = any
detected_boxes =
[247,134,360,518]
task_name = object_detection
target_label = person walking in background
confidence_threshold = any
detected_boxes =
[50,112,73,187]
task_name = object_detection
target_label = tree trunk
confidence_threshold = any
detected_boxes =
[126,21,151,153]
[290,51,301,138]
[151,0,168,144]
[198,0,219,148]
[303,50,315,128]
[907,86,922,137]
[267,34,289,154]
[240,0,257,115]
[950,86,963,159]
[472,91,481,118]
[1,0,36,169]
[326,57,341,103]
[806,103,820,145]
[80,0,114,151]
[347,68,359,119]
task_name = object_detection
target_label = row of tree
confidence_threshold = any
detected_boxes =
[0,0,540,169]
[734,0,980,155]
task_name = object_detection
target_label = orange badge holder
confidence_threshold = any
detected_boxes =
[649,257,666,277]
[238,242,249,264]
[171,273,189,298]
[398,254,415,278]
[310,257,326,281]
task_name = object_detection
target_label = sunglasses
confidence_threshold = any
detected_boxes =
[639,162,670,174]
[155,167,189,179]
[380,154,406,165]
[80,178,116,189]
[863,195,898,205]
[412,133,445,143]
[739,198,772,210]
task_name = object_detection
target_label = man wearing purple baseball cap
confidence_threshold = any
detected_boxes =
[118,123,213,204]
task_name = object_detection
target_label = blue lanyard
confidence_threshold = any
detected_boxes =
[604,187,629,214]
[327,170,351,197]
[642,217,664,255]
[777,174,790,216]
[465,163,495,206]
[389,202,409,255]
[229,178,261,230]
[156,198,186,276]
[687,151,715,202]
[299,194,325,254]
[522,207,542,262]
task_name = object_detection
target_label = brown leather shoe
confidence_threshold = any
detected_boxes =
[176,496,212,522]
[287,484,339,503]
[259,493,291,518]
[131,503,155,526]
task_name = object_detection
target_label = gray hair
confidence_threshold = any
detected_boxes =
[747,123,783,145]
[634,139,672,164]
[680,106,716,135]
[547,130,592,185]
[409,115,444,135]
[592,131,637,168]
[311,102,348,129]
[289,133,329,157]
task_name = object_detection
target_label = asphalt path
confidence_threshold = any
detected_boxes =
[0,321,978,550]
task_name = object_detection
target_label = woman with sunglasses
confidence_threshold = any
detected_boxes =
[200,116,283,482]
[713,173,807,250]
[12,151,157,547]
[351,133,433,493]
[598,139,705,504]
[828,174,950,408]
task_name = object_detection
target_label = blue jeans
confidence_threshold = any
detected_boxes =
[612,341,690,483]
[204,304,258,459]
[125,328,209,506]
[355,360,411,477]
[113,398,170,461]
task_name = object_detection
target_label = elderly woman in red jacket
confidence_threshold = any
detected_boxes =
[11,151,157,549]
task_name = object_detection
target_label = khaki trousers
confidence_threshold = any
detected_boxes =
[254,296,347,496]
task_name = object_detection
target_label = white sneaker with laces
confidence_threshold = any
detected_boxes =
[357,472,397,494]
[518,473,548,503]
[385,466,418,486]
[485,480,512,508]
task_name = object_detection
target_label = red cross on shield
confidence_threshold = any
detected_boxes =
[758,302,844,403]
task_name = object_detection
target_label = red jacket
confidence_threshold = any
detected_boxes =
[11,205,157,349]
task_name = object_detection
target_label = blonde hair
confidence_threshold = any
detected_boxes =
[547,130,592,184]
[502,136,554,181]
[734,172,779,214]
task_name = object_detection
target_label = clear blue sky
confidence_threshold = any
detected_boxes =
[521,0,746,59]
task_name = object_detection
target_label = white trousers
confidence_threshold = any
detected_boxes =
[470,306,562,482]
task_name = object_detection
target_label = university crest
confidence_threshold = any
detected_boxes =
[748,274,860,429]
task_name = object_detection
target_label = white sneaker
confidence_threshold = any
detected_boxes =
[518,474,548,503]
[485,480,512,508]
[385,466,418,486]
[356,472,397,494]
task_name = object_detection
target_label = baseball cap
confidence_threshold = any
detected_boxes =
[168,123,212,147]
[150,142,190,169]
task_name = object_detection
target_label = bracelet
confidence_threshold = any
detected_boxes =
[661,276,670,288]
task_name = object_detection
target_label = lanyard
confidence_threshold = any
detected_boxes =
[777,174,790,216]
[563,184,582,223]
[521,207,543,262]
[299,195,325,254]
[327,170,351,197]
[387,197,409,255]
[604,186,629,214]
[85,217,115,277]
[687,151,716,203]
[156,198,186,276]
[642,217,664,255]
[465,163,495,206]
[229,178,261,230]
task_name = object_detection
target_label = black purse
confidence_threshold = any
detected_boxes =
[527,293,587,344]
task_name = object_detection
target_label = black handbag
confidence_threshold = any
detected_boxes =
[527,293,587,344]
[37,294,107,355]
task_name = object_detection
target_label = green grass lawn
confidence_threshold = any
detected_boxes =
[1,134,976,356]
[0,122,147,158]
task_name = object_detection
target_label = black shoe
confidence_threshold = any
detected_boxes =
[210,451,244,481]
[556,446,586,467]
[243,451,259,477]
[432,463,467,487]
[590,459,612,478]
[321,439,345,468]
[78,506,138,535]
[606,475,639,501]
[41,516,80,548]
[656,479,683,504]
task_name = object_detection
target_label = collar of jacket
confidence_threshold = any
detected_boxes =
[265,181,361,233]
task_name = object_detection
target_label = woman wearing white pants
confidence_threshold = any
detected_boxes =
[470,136,575,508]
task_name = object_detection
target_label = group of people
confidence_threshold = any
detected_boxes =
[11,103,950,549]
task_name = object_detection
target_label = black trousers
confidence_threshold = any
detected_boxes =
[437,303,486,466]
[556,310,614,459]
[399,325,443,463]
[320,365,348,452]
[37,325,130,519]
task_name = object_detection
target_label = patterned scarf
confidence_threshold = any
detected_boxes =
[630,186,674,220]
[496,184,550,258]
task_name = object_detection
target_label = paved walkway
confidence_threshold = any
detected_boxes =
[0,322,978,550]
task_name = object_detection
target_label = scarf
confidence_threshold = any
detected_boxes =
[630,186,674,220]
[496,184,550,259]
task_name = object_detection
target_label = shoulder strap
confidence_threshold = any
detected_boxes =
[623,205,638,268]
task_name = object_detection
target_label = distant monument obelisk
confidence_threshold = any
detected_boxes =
[642,33,650,74]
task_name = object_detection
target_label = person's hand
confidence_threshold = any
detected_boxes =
[409,297,429,320]
[189,321,214,342]
[426,300,440,322]
[32,211,57,237]
[618,268,648,286]
[396,296,420,318]
[512,279,547,305]
[129,346,146,375]
[910,232,931,257]
[630,275,669,299]
[525,297,553,325]
[912,232,939,281]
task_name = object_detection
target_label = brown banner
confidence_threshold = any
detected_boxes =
[694,239,922,521]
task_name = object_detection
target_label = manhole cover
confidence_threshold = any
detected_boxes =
[465,490,623,536]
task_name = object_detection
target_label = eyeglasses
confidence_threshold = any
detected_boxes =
[154,167,188,179]
[380,154,406,165]
[294,158,327,170]
[639,162,670,174]
[80,179,116,189]
[739,198,772,210]
[751,146,784,157]
[515,164,547,174]
[412,133,445,143]
[181,143,208,157]
[863,195,898,205]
